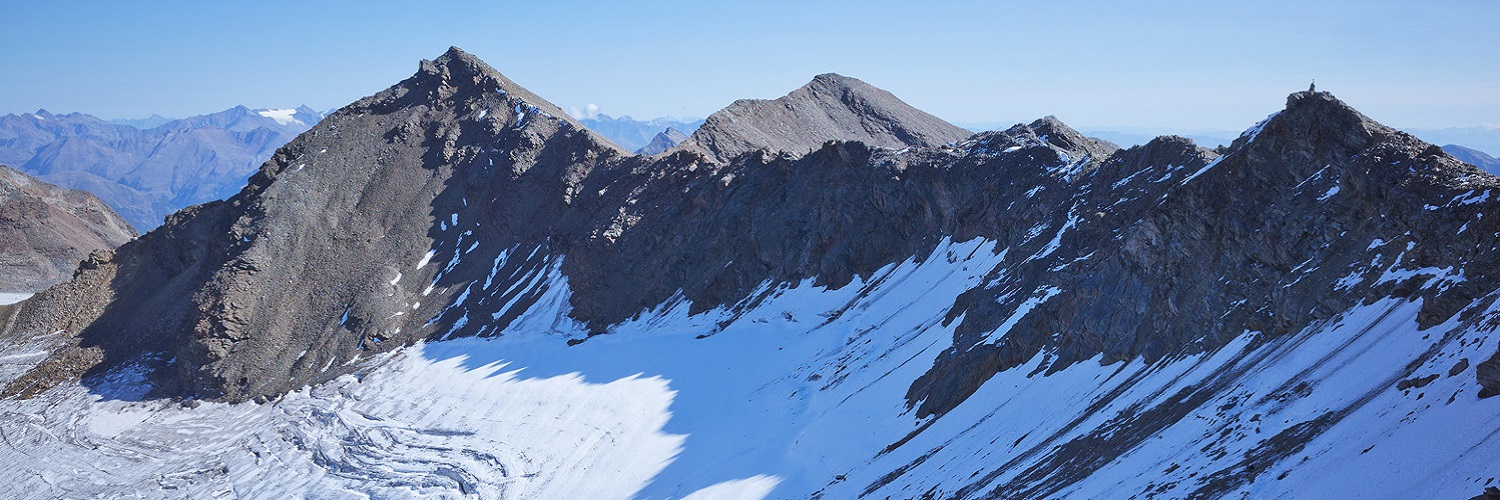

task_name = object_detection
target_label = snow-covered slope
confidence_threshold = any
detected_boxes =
[1,236,1498,498]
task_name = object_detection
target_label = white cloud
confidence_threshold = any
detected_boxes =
[568,103,601,120]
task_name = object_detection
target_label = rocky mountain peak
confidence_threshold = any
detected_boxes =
[1027,116,1119,157]
[799,72,866,94]
[404,46,625,153]
[676,72,972,162]
[1239,90,1393,155]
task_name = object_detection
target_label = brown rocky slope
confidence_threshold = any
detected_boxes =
[0,165,135,293]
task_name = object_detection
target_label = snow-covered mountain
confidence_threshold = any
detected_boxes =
[0,105,324,230]
[1,47,1499,499]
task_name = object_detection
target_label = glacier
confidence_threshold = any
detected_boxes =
[1,236,1497,498]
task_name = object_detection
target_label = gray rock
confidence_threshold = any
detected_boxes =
[675,73,973,162]
[0,165,136,293]
[1477,351,1500,399]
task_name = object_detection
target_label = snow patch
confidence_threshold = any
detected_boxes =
[256,108,303,126]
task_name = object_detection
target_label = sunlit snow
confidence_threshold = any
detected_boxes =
[256,108,303,126]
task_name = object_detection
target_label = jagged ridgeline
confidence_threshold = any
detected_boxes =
[4,44,1500,452]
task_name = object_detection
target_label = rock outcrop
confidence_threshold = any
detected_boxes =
[0,165,136,293]
[675,73,972,161]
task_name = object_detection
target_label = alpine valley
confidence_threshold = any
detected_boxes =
[2,47,1499,499]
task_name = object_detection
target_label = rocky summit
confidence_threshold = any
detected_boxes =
[1,47,1499,498]
[0,165,135,293]
[675,72,973,161]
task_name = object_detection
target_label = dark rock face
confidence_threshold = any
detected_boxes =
[904,91,1500,418]
[635,127,689,155]
[676,73,973,162]
[1477,351,1500,399]
[0,106,322,230]
[0,165,136,292]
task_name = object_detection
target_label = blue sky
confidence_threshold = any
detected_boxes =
[2,1,1496,132]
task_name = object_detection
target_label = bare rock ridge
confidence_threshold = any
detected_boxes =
[0,165,136,293]
[675,73,973,161]
[2,44,1498,470]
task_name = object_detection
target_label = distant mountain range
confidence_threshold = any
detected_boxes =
[1407,127,1500,157]
[0,106,323,230]
[1443,144,1500,175]
[576,115,703,152]
[108,114,174,129]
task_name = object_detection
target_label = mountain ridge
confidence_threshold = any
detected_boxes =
[1,48,1498,497]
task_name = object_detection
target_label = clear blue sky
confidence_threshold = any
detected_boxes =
[2,1,1496,132]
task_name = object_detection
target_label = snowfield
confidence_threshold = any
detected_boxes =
[1,238,1498,498]
[256,108,304,126]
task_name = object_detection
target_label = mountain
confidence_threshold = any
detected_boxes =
[577,114,703,151]
[1445,144,1500,175]
[676,73,973,162]
[635,126,689,155]
[1,48,1499,498]
[110,114,174,129]
[1407,126,1500,157]
[0,165,135,293]
[0,105,323,230]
